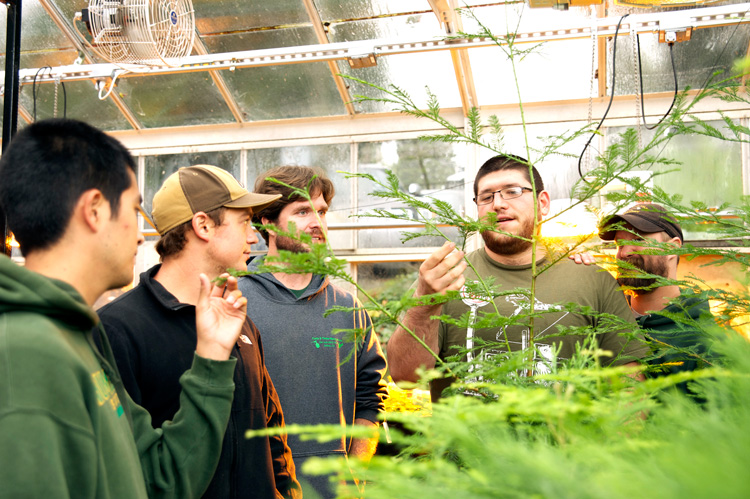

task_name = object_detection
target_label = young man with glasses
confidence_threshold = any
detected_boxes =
[388,155,647,400]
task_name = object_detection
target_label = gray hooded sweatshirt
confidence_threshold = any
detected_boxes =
[239,256,388,497]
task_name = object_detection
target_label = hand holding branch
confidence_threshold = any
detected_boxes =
[416,241,467,299]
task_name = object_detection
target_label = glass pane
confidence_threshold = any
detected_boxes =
[202,25,318,52]
[18,1,74,52]
[226,63,346,120]
[327,12,442,43]
[338,50,462,114]
[357,139,466,249]
[461,4,594,106]
[19,49,80,71]
[143,151,242,215]
[611,26,750,96]
[605,121,742,240]
[318,0,431,20]
[194,0,310,34]
[202,28,346,121]
[246,145,353,251]
[50,0,86,25]
[19,79,133,131]
[471,38,595,106]
[116,73,236,128]
[460,3,594,34]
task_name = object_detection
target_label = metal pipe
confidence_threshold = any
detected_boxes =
[2,0,22,257]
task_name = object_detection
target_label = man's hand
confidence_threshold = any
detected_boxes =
[195,273,247,361]
[388,241,466,382]
[569,252,597,266]
[349,419,379,461]
[416,241,467,298]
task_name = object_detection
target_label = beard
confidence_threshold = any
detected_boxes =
[481,214,535,256]
[274,229,326,254]
[616,254,669,295]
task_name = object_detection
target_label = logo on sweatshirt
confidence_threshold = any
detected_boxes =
[92,370,124,417]
[312,336,342,349]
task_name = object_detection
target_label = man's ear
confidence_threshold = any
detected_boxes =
[79,189,107,233]
[667,236,682,263]
[537,190,551,218]
[260,216,278,243]
[191,212,213,242]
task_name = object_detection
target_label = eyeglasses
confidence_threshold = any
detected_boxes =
[474,186,533,206]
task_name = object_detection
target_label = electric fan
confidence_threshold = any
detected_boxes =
[79,0,195,67]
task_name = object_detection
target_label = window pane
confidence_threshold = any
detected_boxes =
[605,122,743,240]
[201,28,347,121]
[116,73,236,128]
[471,38,595,106]
[317,0,430,20]
[610,26,750,96]
[357,139,466,249]
[339,50,462,113]
[19,79,132,131]
[194,0,310,33]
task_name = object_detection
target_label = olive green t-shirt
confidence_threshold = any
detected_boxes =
[438,249,647,372]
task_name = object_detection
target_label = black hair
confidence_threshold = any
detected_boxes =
[474,154,545,198]
[0,118,136,254]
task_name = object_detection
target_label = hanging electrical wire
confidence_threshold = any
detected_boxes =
[32,66,67,121]
[637,35,677,130]
[579,6,750,181]
[32,66,51,121]
[577,14,630,181]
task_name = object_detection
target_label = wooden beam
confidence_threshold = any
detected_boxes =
[192,35,246,123]
[300,0,356,116]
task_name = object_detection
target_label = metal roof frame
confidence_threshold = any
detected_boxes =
[6,2,749,123]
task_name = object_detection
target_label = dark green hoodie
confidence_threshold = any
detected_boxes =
[638,290,715,389]
[0,255,237,498]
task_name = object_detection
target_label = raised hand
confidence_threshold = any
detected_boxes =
[415,241,467,298]
[194,273,248,361]
[568,251,597,266]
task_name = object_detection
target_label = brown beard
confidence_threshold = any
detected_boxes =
[481,214,535,256]
[616,254,669,295]
[274,228,326,254]
[275,234,308,254]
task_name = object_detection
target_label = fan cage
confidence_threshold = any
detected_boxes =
[86,0,194,67]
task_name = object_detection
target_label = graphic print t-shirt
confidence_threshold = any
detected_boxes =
[438,249,646,371]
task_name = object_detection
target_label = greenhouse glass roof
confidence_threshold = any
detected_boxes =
[2,0,750,134]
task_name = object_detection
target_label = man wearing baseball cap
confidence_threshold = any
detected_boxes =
[599,203,716,389]
[98,165,301,498]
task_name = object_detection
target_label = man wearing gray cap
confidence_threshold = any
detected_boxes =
[599,203,716,386]
[98,165,301,498]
